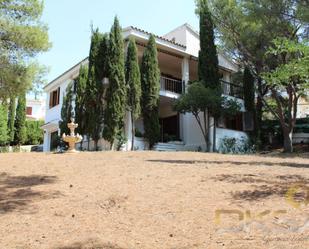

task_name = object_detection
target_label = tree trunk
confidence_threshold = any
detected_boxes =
[87,135,90,151]
[94,140,98,151]
[194,113,208,152]
[255,95,262,149]
[79,140,83,151]
[110,140,114,151]
[213,118,217,152]
[203,110,210,152]
[131,115,135,151]
[283,130,293,153]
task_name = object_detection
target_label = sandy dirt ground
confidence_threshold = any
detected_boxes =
[0,152,308,249]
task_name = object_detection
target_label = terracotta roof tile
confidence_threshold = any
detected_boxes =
[130,26,186,49]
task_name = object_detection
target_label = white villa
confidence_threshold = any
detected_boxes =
[42,24,249,152]
[26,97,45,121]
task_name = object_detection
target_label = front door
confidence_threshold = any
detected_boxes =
[160,115,180,142]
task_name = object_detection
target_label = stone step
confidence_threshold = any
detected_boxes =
[153,142,185,152]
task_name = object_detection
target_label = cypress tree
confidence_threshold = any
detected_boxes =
[141,34,161,148]
[197,0,220,89]
[103,17,126,149]
[75,65,88,149]
[197,0,221,151]
[85,29,109,151]
[59,83,73,136]
[125,38,141,150]
[0,104,8,146]
[7,96,16,143]
[14,93,27,145]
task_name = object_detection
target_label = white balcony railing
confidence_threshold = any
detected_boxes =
[160,76,183,94]
[220,80,244,99]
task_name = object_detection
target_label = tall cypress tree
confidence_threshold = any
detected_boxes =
[197,0,220,89]
[85,29,109,151]
[14,93,27,145]
[103,17,126,149]
[197,0,221,151]
[59,83,73,136]
[0,104,8,146]
[126,38,141,150]
[75,65,88,149]
[7,96,16,143]
[141,34,160,148]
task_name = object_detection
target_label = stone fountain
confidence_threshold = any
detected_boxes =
[62,118,83,153]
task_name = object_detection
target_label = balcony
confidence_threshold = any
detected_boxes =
[160,76,183,95]
[221,80,244,99]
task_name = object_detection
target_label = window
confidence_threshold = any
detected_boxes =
[49,87,60,108]
[26,107,32,116]
[217,113,244,131]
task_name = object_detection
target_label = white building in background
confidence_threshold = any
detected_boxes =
[42,23,249,152]
[297,97,309,118]
[26,97,45,121]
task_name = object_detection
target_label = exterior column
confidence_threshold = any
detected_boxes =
[124,111,133,151]
[43,131,50,152]
[180,57,190,143]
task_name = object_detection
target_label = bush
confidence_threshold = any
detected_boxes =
[25,120,44,145]
[0,146,10,153]
[116,133,127,151]
[219,136,255,154]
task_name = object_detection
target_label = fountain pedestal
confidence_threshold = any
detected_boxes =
[62,118,83,153]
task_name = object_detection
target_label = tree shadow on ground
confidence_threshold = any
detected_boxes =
[56,240,127,249]
[0,172,60,214]
[211,173,309,202]
[147,159,309,169]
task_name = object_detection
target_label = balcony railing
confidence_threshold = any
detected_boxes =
[160,76,183,94]
[221,80,244,99]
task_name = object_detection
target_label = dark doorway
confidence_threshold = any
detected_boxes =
[50,131,59,151]
[160,115,180,142]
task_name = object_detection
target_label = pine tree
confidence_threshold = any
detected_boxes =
[141,34,161,148]
[243,67,256,113]
[14,93,27,145]
[243,66,257,144]
[7,96,16,143]
[0,104,8,146]
[103,17,126,149]
[75,65,88,149]
[125,38,141,150]
[0,0,50,101]
[59,83,73,136]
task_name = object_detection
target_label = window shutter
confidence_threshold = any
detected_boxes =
[57,87,60,105]
[49,92,53,108]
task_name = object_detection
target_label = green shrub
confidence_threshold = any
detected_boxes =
[219,136,255,154]
[116,133,127,151]
[25,120,44,145]
[0,146,10,153]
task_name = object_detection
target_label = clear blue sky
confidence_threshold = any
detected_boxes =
[38,0,199,83]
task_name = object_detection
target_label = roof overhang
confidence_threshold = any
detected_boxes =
[123,27,188,57]
[41,120,59,131]
[43,58,88,92]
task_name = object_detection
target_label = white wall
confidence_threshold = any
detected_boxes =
[26,98,45,120]
[45,79,71,123]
